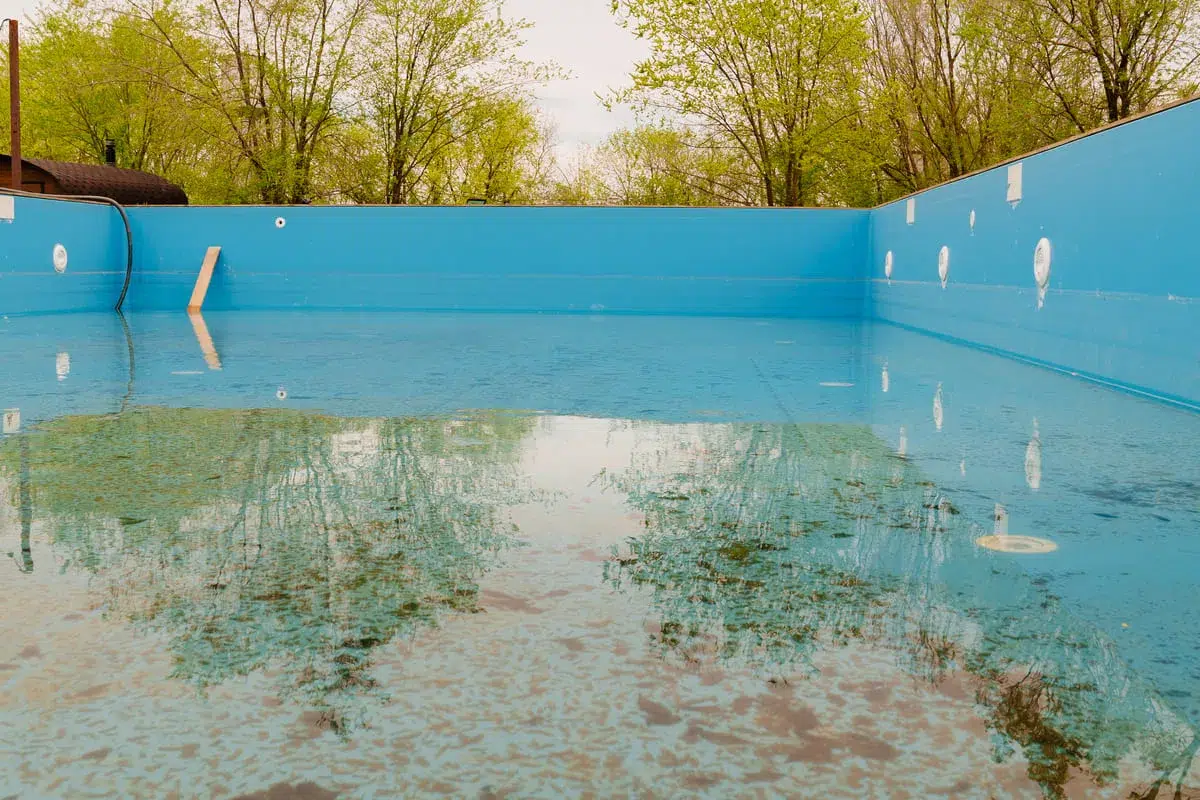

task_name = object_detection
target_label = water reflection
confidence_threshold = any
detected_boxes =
[188,310,223,371]
[1026,418,1043,491]
[0,407,535,731]
[1,409,1196,795]
[598,422,1197,798]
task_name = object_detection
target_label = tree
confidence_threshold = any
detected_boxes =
[355,0,557,204]
[610,0,869,206]
[129,0,369,203]
[0,3,237,200]
[424,95,556,204]
[590,124,758,205]
[546,147,607,205]
[997,0,1200,127]
[859,0,1062,195]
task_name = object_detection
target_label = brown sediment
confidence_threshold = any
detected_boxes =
[843,765,868,789]
[744,768,785,783]
[81,748,110,761]
[558,637,585,653]
[930,779,974,795]
[932,671,972,701]
[842,733,900,761]
[19,644,42,659]
[761,736,837,763]
[860,682,893,708]
[638,696,682,726]
[682,722,751,747]
[231,782,340,800]
[478,590,543,614]
[754,692,820,737]
[291,710,337,743]
[69,684,110,700]
[682,773,723,789]
[680,702,725,715]
[657,748,691,768]
[731,695,756,715]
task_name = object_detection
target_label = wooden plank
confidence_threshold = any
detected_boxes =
[187,310,222,370]
[187,246,221,311]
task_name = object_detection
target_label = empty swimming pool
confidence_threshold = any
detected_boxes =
[1,311,1197,798]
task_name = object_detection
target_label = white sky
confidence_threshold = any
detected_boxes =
[505,0,648,156]
[0,0,648,159]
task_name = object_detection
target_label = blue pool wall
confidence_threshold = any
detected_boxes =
[0,195,127,315]
[2,96,1198,406]
[124,206,870,317]
[868,97,1200,407]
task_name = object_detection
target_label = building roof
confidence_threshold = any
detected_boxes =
[6,155,188,205]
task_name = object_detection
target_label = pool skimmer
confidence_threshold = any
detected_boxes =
[975,535,1058,554]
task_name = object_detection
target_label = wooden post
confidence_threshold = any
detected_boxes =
[187,246,222,311]
[8,19,19,191]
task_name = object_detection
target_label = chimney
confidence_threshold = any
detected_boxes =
[104,139,116,167]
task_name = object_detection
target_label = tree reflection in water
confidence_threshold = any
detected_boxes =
[599,422,1198,799]
[0,407,536,732]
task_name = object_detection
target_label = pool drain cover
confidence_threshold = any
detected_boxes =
[975,535,1057,554]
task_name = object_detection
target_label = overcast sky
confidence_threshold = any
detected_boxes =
[506,0,649,156]
[0,0,648,158]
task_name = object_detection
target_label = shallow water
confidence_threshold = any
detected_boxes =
[1,312,1198,798]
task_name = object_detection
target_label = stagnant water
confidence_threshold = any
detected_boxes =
[2,312,1197,798]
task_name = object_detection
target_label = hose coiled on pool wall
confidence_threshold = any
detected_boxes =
[0,187,134,311]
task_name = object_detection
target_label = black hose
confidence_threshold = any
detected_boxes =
[116,310,136,414]
[0,187,134,311]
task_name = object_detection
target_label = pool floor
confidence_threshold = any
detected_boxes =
[1,312,1198,798]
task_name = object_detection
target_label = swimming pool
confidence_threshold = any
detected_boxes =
[2,311,1197,798]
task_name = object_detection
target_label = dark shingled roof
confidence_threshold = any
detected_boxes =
[26,158,188,205]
